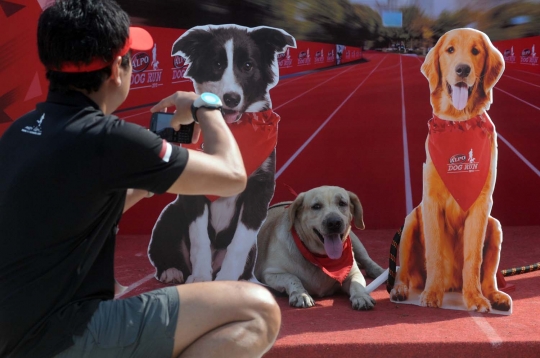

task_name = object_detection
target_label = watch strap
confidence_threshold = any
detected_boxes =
[191,104,223,123]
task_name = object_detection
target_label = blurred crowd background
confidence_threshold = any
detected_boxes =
[117,0,540,54]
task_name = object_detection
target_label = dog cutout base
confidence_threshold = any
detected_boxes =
[148,24,296,285]
[389,28,512,315]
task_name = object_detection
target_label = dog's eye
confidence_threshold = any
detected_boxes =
[447,46,454,54]
[214,61,223,70]
[243,62,253,72]
[311,204,322,210]
[338,200,347,207]
[472,48,480,55]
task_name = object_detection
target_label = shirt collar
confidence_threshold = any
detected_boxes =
[46,90,101,111]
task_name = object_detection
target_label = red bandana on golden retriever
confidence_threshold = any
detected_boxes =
[390,28,511,313]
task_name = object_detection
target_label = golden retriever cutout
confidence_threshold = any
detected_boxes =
[390,28,512,313]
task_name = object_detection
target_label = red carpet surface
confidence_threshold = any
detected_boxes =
[115,226,540,358]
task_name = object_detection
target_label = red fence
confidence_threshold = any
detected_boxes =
[494,36,540,74]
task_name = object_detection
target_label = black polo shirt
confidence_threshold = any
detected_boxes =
[0,91,188,357]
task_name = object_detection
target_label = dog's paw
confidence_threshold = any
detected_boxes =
[186,272,213,283]
[420,289,443,308]
[390,283,409,301]
[487,291,512,312]
[463,291,491,312]
[289,291,315,308]
[351,294,376,311]
[159,268,185,284]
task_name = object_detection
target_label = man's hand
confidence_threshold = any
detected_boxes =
[151,91,202,143]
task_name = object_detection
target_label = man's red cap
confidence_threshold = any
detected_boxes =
[56,26,154,73]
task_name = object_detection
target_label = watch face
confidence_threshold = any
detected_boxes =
[200,92,222,107]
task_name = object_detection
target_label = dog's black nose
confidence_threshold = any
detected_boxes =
[223,92,241,108]
[324,216,343,233]
[455,64,471,78]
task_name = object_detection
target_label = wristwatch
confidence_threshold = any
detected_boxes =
[191,92,223,123]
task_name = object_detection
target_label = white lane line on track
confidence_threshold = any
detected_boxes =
[503,74,540,88]
[514,69,540,77]
[498,133,540,178]
[495,86,540,178]
[495,87,540,111]
[276,55,388,179]
[273,65,357,111]
[469,312,503,347]
[114,273,155,299]
[400,56,414,214]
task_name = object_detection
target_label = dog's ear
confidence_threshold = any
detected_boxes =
[347,191,365,230]
[250,27,296,54]
[287,193,305,231]
[481,34,505,104]
[171,28,213,60]
[421,39,442,93]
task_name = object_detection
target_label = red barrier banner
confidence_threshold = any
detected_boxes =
[278,41,337,76]
[337,44,363,65]
[494,36,540,74]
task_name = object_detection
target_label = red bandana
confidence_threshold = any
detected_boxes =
[291,227,354,284]
[427,113,495,211]
[183,109,280,201]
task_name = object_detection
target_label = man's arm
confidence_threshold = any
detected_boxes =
[151,92,247,197]
[123,188,152,213]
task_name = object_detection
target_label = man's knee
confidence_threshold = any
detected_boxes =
[237,282,281,342]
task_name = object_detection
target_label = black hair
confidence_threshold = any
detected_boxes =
[38,0,131,93]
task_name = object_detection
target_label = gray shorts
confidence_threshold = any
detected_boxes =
[55,286,179,358]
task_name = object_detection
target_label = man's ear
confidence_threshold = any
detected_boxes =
[110,56,123,87]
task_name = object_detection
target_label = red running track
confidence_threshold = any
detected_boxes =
[270,52,540,229]
[120,52,540,233]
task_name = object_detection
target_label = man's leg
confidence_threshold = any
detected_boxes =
[172,281,281,358]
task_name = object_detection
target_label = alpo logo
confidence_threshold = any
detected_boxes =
[173,55,185,68]
[449,154,467,164]
[132,52,150,73]
[522,48,531,56]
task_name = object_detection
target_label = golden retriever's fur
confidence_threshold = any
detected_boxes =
[390,28,511,312]
[255,186,384,310]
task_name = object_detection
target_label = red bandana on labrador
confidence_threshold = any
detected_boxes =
[291,227,354,284]
[183,109,280,202]
[428,113,494,212]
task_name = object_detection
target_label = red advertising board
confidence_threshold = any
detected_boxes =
[337,44,364,65]
[493,36,540,74]
[278,41,337,76]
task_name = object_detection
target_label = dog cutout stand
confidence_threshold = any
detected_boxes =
[148,24,296,285]
[386,28,512,315]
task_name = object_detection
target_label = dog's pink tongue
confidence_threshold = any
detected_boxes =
[452,84,468,110]
[223,112,239,124]
[323,234,343,259]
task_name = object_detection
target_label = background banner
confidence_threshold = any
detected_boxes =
[494,36,540,74]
